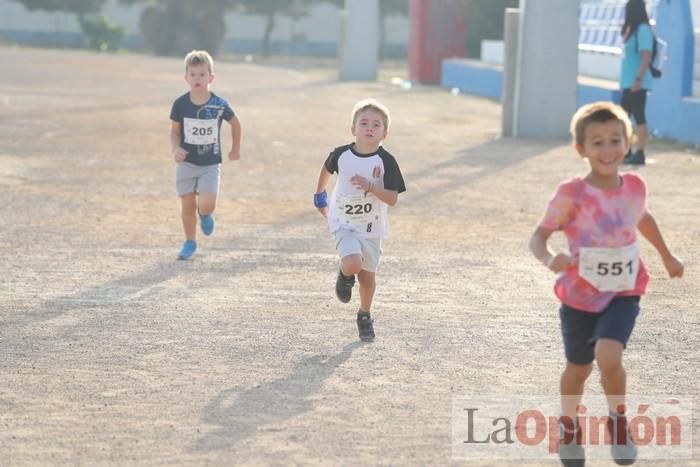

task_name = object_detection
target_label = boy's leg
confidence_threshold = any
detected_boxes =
[197,191,217,216]
[592,297,640,465]
[597,339,636,466]
[334,230,362,303]
[595,339,626,413]
[180,193,197,240]
[356,269,376,342]
[592,296,639,414]
[175,162,198,240]
[340,254,363,277]
[560,362,593,419]
[357,270,376,313]
[197,191,216,236]
[355,238,380,342]
[558,303,597,466]
[559,363,591,467]
[196,166,220,236]
[335,254,361,303]
[177,193,198,259]
[559,303,597,419]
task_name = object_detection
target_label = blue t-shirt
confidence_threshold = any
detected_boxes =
[620,23,653,91]
[170,92,235,166]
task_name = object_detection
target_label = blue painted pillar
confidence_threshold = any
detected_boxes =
[647,0,695,138]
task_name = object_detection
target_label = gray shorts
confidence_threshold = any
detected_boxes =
[175,162,220,196]
[334,229,382,272]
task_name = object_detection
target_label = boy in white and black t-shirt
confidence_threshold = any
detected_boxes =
[314,99,406,342]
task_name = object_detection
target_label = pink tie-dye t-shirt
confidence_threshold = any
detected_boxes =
[539,173,649,313]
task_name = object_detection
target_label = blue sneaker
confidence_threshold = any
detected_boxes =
[177,240,197,260]
[199,213,214,236]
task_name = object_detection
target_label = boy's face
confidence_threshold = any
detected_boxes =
[185,63,214,91]
[576,119,630,177]
[351,109,387,146]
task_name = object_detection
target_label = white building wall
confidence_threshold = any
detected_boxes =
[0,0,80,33]
[0,0,408,49]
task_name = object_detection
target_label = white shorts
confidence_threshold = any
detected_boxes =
[334,229,382,272]
[175,162,220,196]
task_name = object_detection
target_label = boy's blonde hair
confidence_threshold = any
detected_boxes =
[351,98,391,130]
[184,50,214,74]
[570,101,632,146]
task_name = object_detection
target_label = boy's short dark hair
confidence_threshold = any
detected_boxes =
[570,101,633,146]
[184,50,214,74]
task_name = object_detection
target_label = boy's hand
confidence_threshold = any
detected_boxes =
[350,175,371,192]
[172,147,188,163]
[317,207,328,218]
[547,253,576,273]
[663,254,684,278]
[228,149,240,161]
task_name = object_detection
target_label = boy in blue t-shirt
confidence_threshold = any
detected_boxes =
[169,50,242,259]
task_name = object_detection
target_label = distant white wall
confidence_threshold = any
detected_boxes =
[0,0,408,49]
[0,0,80,33]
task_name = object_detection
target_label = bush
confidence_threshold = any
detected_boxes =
[78,13,126,52]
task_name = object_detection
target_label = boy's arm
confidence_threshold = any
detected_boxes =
[170,121,187,162]
[228,115,241,161]
[368,185,398,206]
[315,165,332,217]
[529,227,574,273]
[349,175,399,206]
[638,211,684,277]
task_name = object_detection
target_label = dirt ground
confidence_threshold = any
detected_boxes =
[1,46,698,466]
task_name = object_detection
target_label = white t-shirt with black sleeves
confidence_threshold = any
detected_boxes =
[324,144,406,239]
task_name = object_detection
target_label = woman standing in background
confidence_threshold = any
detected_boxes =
[619,0,654,166]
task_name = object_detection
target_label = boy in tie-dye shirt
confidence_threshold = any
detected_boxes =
[529,102,684,467]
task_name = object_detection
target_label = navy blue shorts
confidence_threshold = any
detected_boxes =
[559,296,640,365]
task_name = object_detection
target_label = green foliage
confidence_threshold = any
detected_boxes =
[130,0,228,57]
[10,0,126,51]
[233,0,311,57]
[78,13,125,51]
[464,0,518,58]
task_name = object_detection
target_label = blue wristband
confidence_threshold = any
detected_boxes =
[314,190,328,208]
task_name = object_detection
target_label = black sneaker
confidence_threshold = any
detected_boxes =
[558,419,585,467]
[623,149,634,164]
[607,413,637,465]
[356,311,375,342]
[624,149,645,165]
[335,269,355,303]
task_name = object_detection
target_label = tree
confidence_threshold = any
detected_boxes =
[121,0,313,58]
[464,0,518,58]
[10,0,125,51]
[120,0,229,57]
[234,0,310,58]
